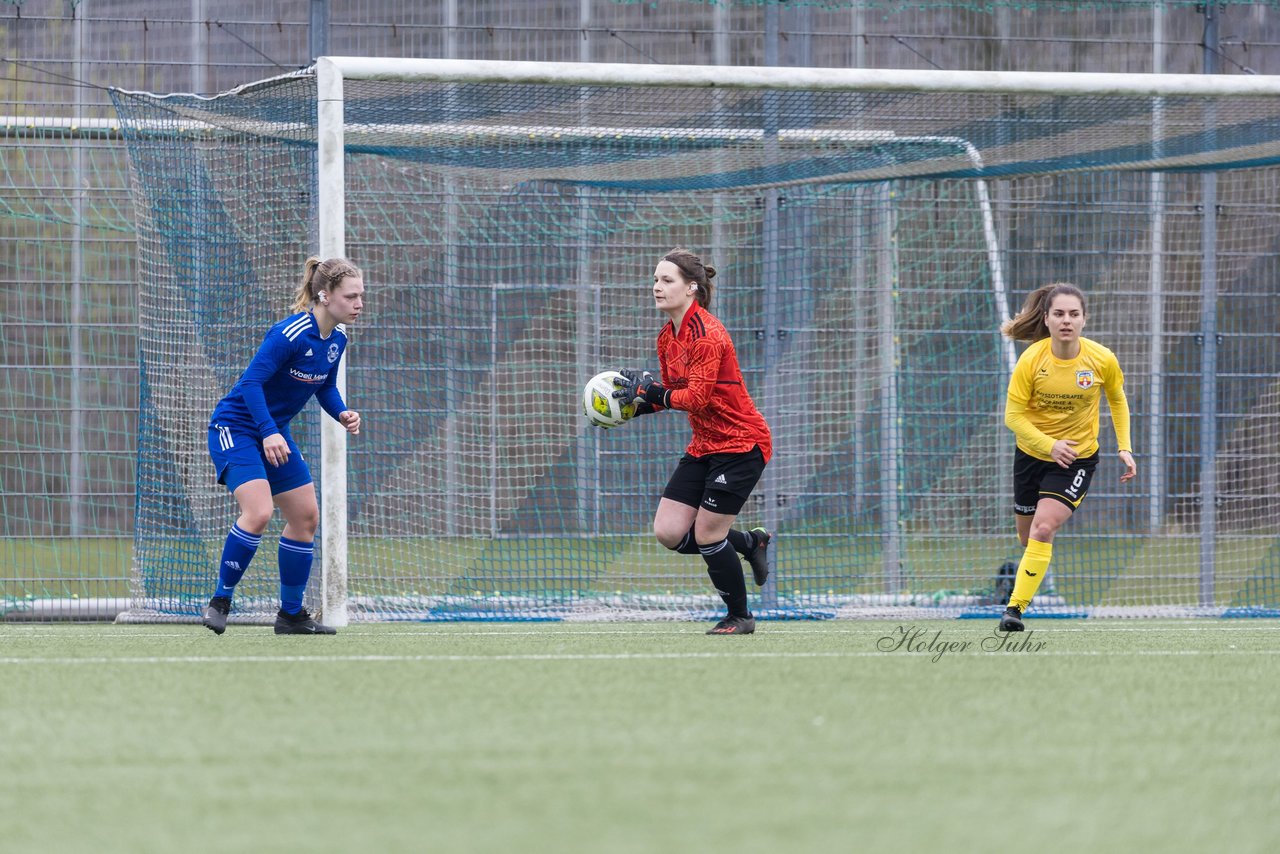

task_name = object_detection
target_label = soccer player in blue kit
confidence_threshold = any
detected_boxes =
[202,257,364,635]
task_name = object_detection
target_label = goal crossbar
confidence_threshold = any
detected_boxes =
[321,57,1280,98]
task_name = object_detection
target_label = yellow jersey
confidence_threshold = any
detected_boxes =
[1005,336,1133,461]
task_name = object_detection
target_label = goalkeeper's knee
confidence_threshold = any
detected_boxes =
[668,527,700,555]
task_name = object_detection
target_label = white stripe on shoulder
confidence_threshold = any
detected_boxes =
[282,314,312,340]
[334,324,348,338]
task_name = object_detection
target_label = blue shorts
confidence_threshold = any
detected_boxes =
[208,424,313,495]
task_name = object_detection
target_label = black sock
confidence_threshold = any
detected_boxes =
[726,528,756,556]
[670,526,701,555]
[700,538,750,618]
[675,527,755,557]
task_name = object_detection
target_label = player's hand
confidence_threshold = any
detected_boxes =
[340,410,361,435]
[1050,439,1078,469]
[635,372,670,407]
[1118,450,1137,483]
[611,369,648,401]
[262,432,290,467]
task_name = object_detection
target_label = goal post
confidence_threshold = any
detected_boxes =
[317,60,349,628]
[111,58,1280,623]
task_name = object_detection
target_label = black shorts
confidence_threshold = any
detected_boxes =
[1013,448,1098,515]
[662,446,767,516]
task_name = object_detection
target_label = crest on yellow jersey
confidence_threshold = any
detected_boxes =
[1076,370,1094,389]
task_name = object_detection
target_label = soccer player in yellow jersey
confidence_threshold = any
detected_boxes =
[997,283,1138,632]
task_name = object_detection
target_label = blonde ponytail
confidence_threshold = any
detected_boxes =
[291,256,362,312]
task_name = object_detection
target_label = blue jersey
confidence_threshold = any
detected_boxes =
[210,312,350,438]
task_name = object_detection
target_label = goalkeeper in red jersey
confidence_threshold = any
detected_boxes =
[611,248,773,635]
[997,283,1138,632]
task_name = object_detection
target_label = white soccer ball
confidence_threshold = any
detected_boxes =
[583,370,636,429]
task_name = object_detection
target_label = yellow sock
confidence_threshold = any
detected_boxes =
[1008,538,1053,612]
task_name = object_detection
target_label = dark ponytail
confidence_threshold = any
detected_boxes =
[1001,282,1087,341]
[662,247,716,308]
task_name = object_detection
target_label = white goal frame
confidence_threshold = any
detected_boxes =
[313,57,1280,626]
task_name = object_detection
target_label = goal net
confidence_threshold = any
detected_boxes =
[110,59,1280,623]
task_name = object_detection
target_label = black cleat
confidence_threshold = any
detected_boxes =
[202,596,231,635]
[274,607,337,635]
[992,561,1018,606]
[745,527,771,586]
[707,615,756,635]
[998,606,1025,633]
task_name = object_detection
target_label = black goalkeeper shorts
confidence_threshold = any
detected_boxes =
[662,446,766,516]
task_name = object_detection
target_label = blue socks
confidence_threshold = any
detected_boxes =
[213,527,315,614]
[214,524,261,599]
[277,536,315,615]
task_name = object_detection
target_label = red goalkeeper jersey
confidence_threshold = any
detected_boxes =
[655,303,772,462]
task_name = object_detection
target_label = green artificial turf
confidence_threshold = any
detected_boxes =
[2,619,1279,854]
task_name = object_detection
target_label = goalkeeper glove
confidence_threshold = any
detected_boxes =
[611,369,646,402]
[613,369,671,408]
[636,374,670,408]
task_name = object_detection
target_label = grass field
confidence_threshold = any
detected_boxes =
[2,619,1279,854]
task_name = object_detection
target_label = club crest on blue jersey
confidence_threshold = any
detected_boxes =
[1076,370,1094,389]
[328,343,340,363]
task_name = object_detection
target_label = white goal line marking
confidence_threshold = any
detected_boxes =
[3,648,1279,666]
[6,622,1280,640]
[311,622,1280,635]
